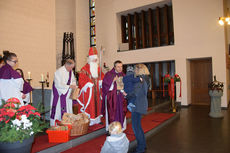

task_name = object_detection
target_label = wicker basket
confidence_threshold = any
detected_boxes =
[61,113,90,136]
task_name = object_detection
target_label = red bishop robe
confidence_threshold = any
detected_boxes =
[78,64,104,120]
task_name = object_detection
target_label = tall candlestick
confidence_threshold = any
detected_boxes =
[28,72,31,79]
[41,74,44,82]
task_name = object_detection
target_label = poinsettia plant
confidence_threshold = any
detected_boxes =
[164,74,181,83]
[0,98,47,143]
[174,74,181,82]
[164,74,171,83]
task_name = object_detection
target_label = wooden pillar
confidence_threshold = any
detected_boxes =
[141,11,146,48]
[167,61,171,74]
[121,16,126,43]
[134,12,140,49]
[156,7,161,46]
[163,5,169,45]
[159,62,163,98]
[148,8,153,47]
[151,63,156,99]
[128,14,133,50]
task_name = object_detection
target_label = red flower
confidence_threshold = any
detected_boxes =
[25,105,36,110]
[0,118,4,122]
[165,74,170,78]
[6,109,17,117]
[18,105,36,112]
[174,74,180,78]
[6,97,20,104]
[34,112,41,117]
[5,119,10,124]
[3,103,15,108]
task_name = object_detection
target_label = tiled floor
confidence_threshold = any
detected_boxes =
[144,105,230,153]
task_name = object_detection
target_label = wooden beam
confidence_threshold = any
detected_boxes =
[159,62,162,90]
[156,7,161,46]
[159,62,163,98]
[151,63,156,90]
[167,61,171,74]
[134,12,140,49]
[121,16,126,43]
[163,5,169,45]
[148,8,153,47]
[128,14,133,50]
[141,11,146,48]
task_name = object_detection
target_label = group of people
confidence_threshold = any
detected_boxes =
[50,47,150,153]
[0,51,32,106]
[0,47,149,153]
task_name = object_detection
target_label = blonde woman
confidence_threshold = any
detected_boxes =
[131,64,150,153]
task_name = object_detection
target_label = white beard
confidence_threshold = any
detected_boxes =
[89,62,98,78]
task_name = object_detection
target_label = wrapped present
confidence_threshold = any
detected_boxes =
[46,121,71,143]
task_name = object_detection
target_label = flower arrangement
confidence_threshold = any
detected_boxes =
[164,74,171,83]
[174,74,181,82]
[164,74,181,83]
[0,98,47,143]
[208,76,224,91]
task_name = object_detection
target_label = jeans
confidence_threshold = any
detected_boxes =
[131,112,146,153]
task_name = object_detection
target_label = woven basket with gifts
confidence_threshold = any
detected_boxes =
[60,113,90,136]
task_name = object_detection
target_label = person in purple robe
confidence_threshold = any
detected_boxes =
[0,51,24,106]
[50,58,77,126]
[0,55,4,69]
[101,60,127,131]
[16,68,33,105]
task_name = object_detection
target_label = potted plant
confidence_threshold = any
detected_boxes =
[0,98,47,153]
[208,76,224,118]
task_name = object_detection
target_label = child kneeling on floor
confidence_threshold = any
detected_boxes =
[100,121,129,153]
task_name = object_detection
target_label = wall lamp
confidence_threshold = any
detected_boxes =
[218,8,230,25]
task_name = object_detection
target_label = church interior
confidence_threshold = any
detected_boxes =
[0,0,230,153]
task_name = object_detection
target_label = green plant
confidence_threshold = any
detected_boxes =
[0,98,48,143]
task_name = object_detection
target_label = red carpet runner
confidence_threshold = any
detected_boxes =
[61,112,175,153]
[31,124,105,153]
[31,110,138,152]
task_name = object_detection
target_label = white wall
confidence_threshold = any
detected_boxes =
[56,0,90,71]
[75,0,90,71]
[56,0,76,68]
[96,0,228,107]
[0,0,56,87]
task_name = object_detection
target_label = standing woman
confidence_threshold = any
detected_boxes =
[131,64,150,153]
[0,51,24,106]
[16,68,33,105]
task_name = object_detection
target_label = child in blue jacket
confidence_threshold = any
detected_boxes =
[123,66,142,112]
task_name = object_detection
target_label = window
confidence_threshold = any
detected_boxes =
[120,4,174,51]
[90,0,96,47]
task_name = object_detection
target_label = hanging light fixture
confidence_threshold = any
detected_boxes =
[218,8,230,25]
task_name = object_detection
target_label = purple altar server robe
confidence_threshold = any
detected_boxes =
[101,68,127,130]
[0,64,24,105]
[49,66,77,126]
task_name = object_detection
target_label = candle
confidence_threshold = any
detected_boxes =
[41,74,44,82]
[46,72,49,80]
[28,72,31,79]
